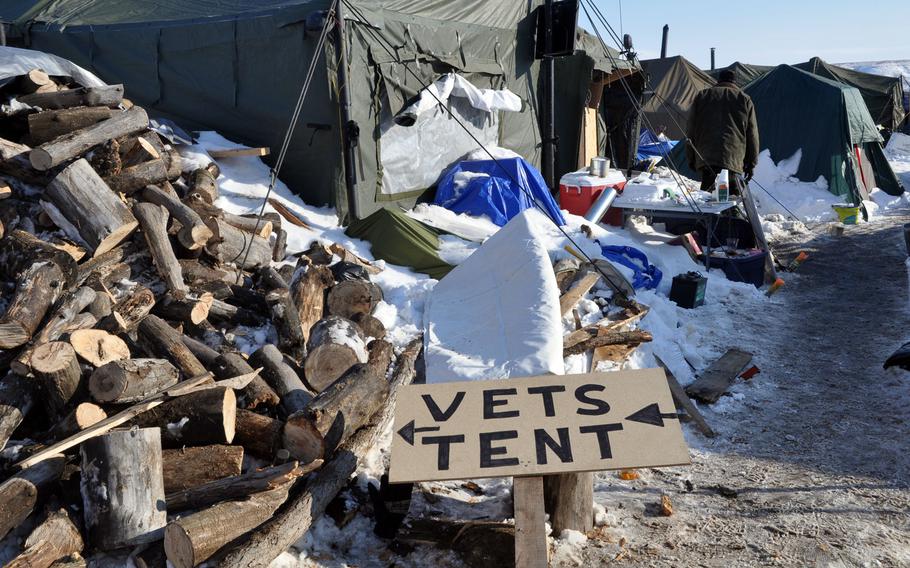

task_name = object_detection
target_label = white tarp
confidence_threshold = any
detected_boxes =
[396,73,522,125]
[0,46,104,88]
[424,209,565,383]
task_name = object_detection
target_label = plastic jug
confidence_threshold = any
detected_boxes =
[714,169,729,202]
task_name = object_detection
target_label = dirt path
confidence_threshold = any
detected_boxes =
[572,215,910,567]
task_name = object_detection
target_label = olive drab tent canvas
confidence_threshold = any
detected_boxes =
[707,62,774,88]
[639,56,716,140]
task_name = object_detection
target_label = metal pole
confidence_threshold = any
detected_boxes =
[660,25,669,59]
[334,3,360,220]
[542,0,556,189]
[710,48,716,70]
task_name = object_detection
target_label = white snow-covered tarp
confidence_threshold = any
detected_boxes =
[0,45,104,88]
[424,209,564,383]
[396,73,522,125]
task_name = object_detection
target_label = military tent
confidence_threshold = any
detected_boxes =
[707,62,773,87]
[639,56,715,140]
[795,57,905,131]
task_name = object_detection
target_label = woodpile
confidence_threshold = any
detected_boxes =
[0,71,415,566]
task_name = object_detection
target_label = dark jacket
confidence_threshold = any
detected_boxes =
[685,81,759,175]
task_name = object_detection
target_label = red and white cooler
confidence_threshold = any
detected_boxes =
[558,169,626,224]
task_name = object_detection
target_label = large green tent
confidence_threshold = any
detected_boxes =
[639,56,715,140]
[795,57,906,131]
[707,62,773,87]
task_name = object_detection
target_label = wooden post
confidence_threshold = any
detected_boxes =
[513,476,548,568]
[80,427,167,550]
[543,473,593,534]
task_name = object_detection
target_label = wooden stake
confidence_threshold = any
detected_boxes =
[513,476,548,568]
[0,375,36,451]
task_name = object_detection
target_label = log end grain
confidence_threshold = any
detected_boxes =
[69,329,130,367]
[0,321,30,349]
[94,220,139,258]
[282,416,325,465]
[163,523,195,568]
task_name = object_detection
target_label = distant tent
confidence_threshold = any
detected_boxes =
[639,56,715,140]
[795,57,906,130]
[662,65,903,202]
[707,62,774,87]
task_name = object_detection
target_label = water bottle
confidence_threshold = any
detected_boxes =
[714,169,730,202]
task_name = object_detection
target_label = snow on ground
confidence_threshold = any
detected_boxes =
[840,59,910,90]
[751,149,840,223]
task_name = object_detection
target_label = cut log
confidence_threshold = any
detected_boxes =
[258,266,289,291]
[20,69,54,94]
[161,445,244,494]
[86,290,111,318]
[133,386,236,446]
[291,264,333,344]
[142,184,212,249]
[0,136,47,185]
[0,375,36,451]
[89,358,179,404]
[208,298,265,327]
[304,316,368,393]
[27,106,113,145]
[72,243,129,286]
[0,260,68,349]
[204,218,271,269]
[133,202,188,294]
[265,288,307,363]
[137,315,208,377]
[302,242,333,264]
[164,482,291,568]
[30,106,147,170]
[69,329,130,367]
[216,337,421,567]
[179,259,242,286]
[107,159,169,195]
[562,329,653,357]
[49,402,107,439]
[233,409,321,463]
[189,168,218,204]
[166,461,316,513]
[43,158,138,256]
[212,352,279,410]
[121,135,160,167]
[351,312,386,340]
[30,341,82,415]
[685,349,754,404]
[222,214,272,239]
[81,261,130,292]
[5,508,83,568]
[97,284,155,333]
[293,339,392,455]
[249,345,312,414]
[18,84,124,110]
[154,292,214,326]
[0,455,65,541]
[329,243,382,275]
[80,427,166,550]
[180,335,220,367]
[326,280,380,320]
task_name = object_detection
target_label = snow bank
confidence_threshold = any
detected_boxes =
[751,149,840,223]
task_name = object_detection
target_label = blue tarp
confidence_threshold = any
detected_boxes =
[636,129,677,162]
[434,157,566,226]
[600,244,663,290]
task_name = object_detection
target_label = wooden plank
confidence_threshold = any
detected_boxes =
[559,271,599,316]
[653,355,716,438]
[513,476,547,568]
[578,108,598,169]
[209,147,270,159]
[684,348,753,404]
[740,181,778,284]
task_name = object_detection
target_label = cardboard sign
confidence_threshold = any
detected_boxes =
[389,369,691,483]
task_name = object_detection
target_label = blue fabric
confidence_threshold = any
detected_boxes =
[636,129,678,161]
[433,157,566,226]
[600,244,663,290]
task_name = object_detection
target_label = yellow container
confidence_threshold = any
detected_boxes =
[832,204,859,225]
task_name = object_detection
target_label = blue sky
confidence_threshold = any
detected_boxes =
[582,0,910,68]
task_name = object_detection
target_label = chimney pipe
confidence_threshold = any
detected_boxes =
[660,25,669,58]
[710,48,716,70]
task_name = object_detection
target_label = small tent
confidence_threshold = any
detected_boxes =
[795,57,906,131]
[707,62,773,87]
[639,56,715,140]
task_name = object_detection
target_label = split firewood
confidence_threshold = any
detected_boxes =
[179,258,243,285]
[89,358,179,404]
[42,158,138,256]
[81,427,167,550]
[97,284,155,333]
[302,241,333,264]
[11,285,95,375]
[134,202,188,294]
[5,508,84,568]
[222,214,272,239]
[291,263,333,344]
[0,256,70,350]
[249,344,312,415]
[69,328,130,367]
[120,135,160,166]
[27,106,113,145]
[141,184,212,249]
[329,243,382,274]
[137,315,208,377]
[0,375,36,451]
[0,455,65,540]
[204,217,271,269]
[164,481,292,568]
[30,341,82,415]
[0,137,48,185]
[162,445,244,494]
[30,106,147,170]
[326,279,381,320]
[166,460,318,513]
[18,84,124,110]
[72,243,128,286]
[559,269,601,317]
[82,262,130,292]
[266,288,307,363]
[562,329,653,357]
[132,386,236,446]
[49,402,107,439]
[304,316,368,393]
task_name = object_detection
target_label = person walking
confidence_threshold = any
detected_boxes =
[686,69,760,194]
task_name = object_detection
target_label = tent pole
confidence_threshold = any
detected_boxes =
[334,2,360,221]
[542,0,556,189]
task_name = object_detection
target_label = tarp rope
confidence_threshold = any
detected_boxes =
[341,0,632,301]
[234,0,338,278]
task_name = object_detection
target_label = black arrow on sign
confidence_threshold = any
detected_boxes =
[397,420,442,446]
[625,403,681,428]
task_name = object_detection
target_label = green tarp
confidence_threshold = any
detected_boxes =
[345,207,453,279]
[707,62,773,87]
[640,56,715,139]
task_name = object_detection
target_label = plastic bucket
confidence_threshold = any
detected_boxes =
[832,204,859,225]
